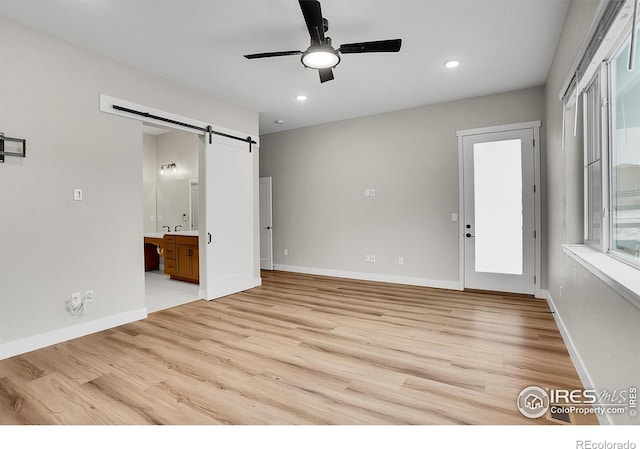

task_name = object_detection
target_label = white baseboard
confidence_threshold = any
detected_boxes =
[542,289,611,425]
[274,264,463,291]
[0,308,148,361]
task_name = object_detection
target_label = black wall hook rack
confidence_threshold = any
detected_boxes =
[0,132,27,163]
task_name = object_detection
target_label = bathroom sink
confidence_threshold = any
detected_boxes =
[144,232,165,239]
[144,231,199,238]
[166,230,199,236]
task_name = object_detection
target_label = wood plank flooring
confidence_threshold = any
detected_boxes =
[0,271,598,424]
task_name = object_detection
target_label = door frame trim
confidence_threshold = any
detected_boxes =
[456,121,542,298]
[259,176,274,270]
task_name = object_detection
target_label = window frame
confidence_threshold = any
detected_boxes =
[582,68,606,251]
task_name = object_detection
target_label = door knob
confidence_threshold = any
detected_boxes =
[466,233,476,238]
[466,224,471,229]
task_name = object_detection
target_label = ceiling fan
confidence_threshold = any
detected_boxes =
[243,0,402,83]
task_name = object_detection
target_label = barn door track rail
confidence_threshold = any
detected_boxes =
[112,104,256,152]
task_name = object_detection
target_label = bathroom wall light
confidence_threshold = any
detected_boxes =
[160,163,177,175]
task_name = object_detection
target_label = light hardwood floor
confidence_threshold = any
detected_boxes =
[0,271,597,424]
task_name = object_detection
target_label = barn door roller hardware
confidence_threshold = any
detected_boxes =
[0,132,27,163]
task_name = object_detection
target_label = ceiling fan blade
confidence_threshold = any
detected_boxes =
[338,39,402,54]
[299,0,325,44]
[244,50,303,59]
[318,68,334,83]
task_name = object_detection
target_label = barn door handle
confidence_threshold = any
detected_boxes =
[208,233,212,244]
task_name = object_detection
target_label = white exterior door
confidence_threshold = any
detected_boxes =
[200,133,255,300]
[460,127,536,295]
[259,176,274,270]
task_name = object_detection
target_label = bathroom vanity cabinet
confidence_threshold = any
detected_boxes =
[143,233,199,284]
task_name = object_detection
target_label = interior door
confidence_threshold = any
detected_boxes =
[462,128,535,294]
[259,176,274,270]
[200,133,255,299]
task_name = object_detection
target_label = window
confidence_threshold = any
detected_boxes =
[581,5,640,268]
[584,72,603,249]
[610,29,640,262]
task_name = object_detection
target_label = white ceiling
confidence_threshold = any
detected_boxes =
[0,0,570,135]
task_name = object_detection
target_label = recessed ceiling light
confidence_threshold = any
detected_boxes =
[296,95,308,101]
[444,60,460,69]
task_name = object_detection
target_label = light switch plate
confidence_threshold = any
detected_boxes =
[73,189,83,201]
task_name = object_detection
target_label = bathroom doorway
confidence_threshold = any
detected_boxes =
[142,123,201,313]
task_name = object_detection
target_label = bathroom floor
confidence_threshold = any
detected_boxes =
[145,270,201,313]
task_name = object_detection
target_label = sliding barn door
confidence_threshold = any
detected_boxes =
[200,133,255,300]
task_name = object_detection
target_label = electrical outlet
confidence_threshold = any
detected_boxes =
[284,249,288,256]
[398,256,404,265]
[365,255,371,263]
[369,188,375,197]
[85,290,95,302]
[371,255,376,263]
[71,292,81,308]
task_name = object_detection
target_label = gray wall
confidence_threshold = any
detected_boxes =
[260,87,544,286]
[0,16,258,351]
[544,0,640,424]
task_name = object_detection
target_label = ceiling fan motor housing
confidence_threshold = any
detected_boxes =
[301,41,341,69]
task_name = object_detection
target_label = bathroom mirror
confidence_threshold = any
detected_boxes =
[156,179,192,232]
[143,127,199,233]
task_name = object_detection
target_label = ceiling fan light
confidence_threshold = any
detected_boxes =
[301,46,340,69]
